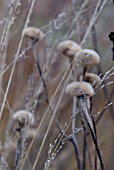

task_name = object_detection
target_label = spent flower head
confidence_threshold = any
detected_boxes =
[75,49,100,68]
[23,26,44,41]
[57,40,81,60]
[13,110,35,126]
[80,73,101,88]
[65,81,94,97]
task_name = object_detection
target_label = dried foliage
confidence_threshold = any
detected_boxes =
[0,0,114,170]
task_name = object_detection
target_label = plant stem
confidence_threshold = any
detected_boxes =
[79,103,93,170]
[32,43,68,138]
[79,96,104,170]
[72,96,81,170]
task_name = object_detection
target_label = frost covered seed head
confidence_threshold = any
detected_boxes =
[75,49,100,67]
[13,110,35,126]
[57,40,81,59]
[23,26,44,40]
[65,81,94,97]
[80,73,101,88]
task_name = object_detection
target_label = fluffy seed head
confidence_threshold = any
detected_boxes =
[75,49,100,67]
[80,73,101,88]
[57,40,81,59]
[23,26,44,40]
[13,110,35,126]
[65,81,94,97]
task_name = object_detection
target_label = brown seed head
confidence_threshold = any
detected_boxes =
[57,40,81,59]
[80,73,101,88]
[65,81,94,97]
[23,26,44,40]
[13,110,35,126]
[75,49,100,67]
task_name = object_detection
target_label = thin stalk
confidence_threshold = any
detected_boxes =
[72,96,81,170]
[32,43,68,137]
[89,97,97,170]
[0,0,36,119]
[81,70,88,170]
[20,64,71,170]
[79,102,93,170]
[79,96,104,170]
[96,87,114,125]
[80,111,87,170]
[14,136,22,170]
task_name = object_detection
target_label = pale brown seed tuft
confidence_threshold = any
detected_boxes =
[75,49,100,67]
[80,73,101,88]
[57,40,81,59]
[23,26,44,40]
[65,81,94,97]
[13,110,35,125]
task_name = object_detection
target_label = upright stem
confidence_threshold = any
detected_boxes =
[72,96,81,170]
[90,96,98,170]
[32,43,68,138]
[14,136,22,170]
[79,100,93,170]
[79,96,104,170]
[79,98,93,170]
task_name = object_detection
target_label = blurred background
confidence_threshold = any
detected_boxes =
[0,0,114,169]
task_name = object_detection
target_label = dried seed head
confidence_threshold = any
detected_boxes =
[13,110,35,126]
[75,49,100,67]
[65,81,94,97]
[23,26,44,40]
[57,40,81,59]
[80,73,101,88]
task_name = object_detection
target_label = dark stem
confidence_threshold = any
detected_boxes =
[79,101,93,170]
[14,137,22,170]
[80,112,87,170]
[32,42,68,138]
[79,96,105,170]
[90,96,97,170]
[83,67,87,81]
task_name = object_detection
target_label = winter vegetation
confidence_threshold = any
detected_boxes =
[0,0,114,170]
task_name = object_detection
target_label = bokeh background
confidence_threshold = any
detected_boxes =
[0,0,114,169]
